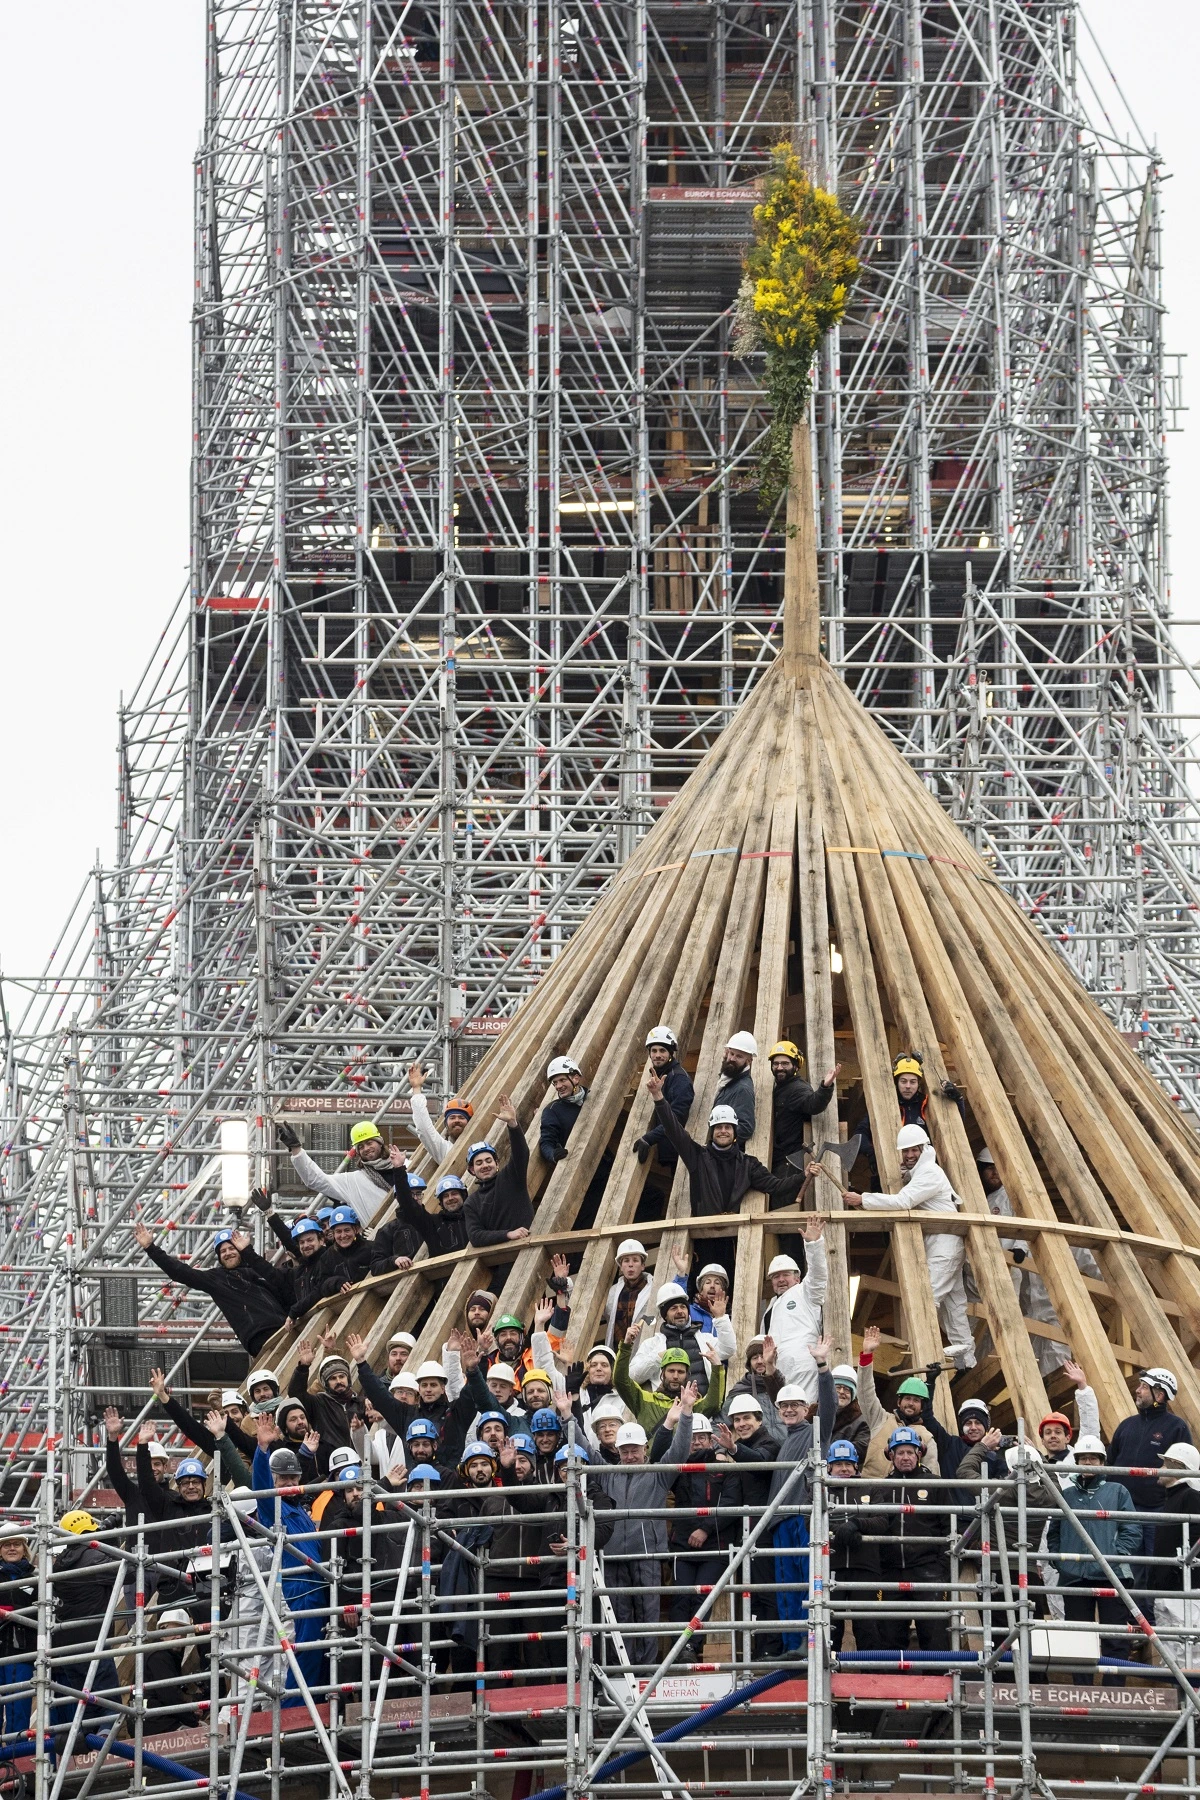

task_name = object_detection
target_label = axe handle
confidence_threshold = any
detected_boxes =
[809,1159,852,1198]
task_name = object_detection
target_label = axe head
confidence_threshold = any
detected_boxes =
[785,1134,862,1175]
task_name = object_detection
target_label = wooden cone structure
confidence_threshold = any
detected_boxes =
[268,424,1200,1439]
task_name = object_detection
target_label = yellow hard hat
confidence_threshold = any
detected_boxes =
[350,1120,383,1147]
[521,1367,553,1388]
[892,1054,923,1080]
[769,1041,803,1066]
[60,1510,99,1536]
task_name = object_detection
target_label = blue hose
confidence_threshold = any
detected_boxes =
[524,1667,791,1800]
[84,1732,259,1800]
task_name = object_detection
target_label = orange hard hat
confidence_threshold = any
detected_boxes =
[1039,1411,1073,1440]
[444,1096,473,1119]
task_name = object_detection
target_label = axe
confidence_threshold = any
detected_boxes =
[788,1133,861,1202]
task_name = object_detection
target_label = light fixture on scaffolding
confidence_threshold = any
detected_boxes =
[220,1119,251,1205]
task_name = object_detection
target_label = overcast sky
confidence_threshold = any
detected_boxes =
[0,1,1193,985]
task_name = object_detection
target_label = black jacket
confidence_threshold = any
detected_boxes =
[321,1490,408,1584]
[1110,1407,1194,1512]
[731,1426,781,1509]
[465,1126,534,1247]
[317,1235,375,1298]
[266,1216,334,1319]
[828,1488,882,1578]
[860,1472,951,1575]
[393,1184,471,1258]
[289,1365,363,1465]
[356,1359,493,1468]
[652,1100,801,1219]
[54,1539,122,1643]
[712,1068,755,1145]
[641,1059,694,1165]
[144,1240,290,1354]
[0,1555,36,1659]
[136,1443,211,1563]
[1152,1484,1200,1589]
[539,1091,587,1163]
[370,1216,424,1273]
[833,1401,870,1462]
[653,1318,716,1392]
[771,1069,836,1166]
[666,1450,744,1550]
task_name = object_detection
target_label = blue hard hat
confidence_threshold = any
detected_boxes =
[329,1206,359,1229]
[476,1411,510,1433]
[460,1439,498,1465]
[530,1408,561,1435]
[509,1432,536,1457]
[214,1229,235,1248]
[554,1443,590,1465]
[408,1463,442,1484]
[316,1206,335,1222]
[827,1439,861,1466]
[407,1172,427,1191]
[336,1464,363,1484]
[436,1175,466,1197]
[406,1418,439,1442]
[292,1216,322,1239]
[887,1426,922,1454]
[465,1140,497,1167]
[176,1459,206,1481]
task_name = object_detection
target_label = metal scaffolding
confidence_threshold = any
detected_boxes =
[4,1447,1200,1798]
[1,7,1199,1788]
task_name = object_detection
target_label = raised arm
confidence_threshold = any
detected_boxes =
[649,1085,699,1171]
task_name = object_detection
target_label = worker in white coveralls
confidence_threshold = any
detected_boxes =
[834,1124,975,1369]
[758,1218,829,1401]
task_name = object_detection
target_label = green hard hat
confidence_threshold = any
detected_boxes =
[896,1377,929,1399]
[660,1348,692,1369]
[495,1315,524,1334]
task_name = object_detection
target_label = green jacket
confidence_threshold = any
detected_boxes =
[614,1340,726,1432]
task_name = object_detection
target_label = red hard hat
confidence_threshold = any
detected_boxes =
[1039,1411,1073,1440]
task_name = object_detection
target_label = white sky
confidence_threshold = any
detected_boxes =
[0,1,1193,982]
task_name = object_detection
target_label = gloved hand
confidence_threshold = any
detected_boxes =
[633,1137,651,1163]
[250,1186,273,1214]
[276,1122,301,1152]
[564,1362,584,1396]
[940,1079,963,1102]
[925,1359,944,1388]
[1011,1248,1027,1264]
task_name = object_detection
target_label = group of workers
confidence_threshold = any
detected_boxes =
[22,1032,1197,1749]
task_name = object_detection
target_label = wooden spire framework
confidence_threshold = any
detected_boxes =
[269,424,1200,1438]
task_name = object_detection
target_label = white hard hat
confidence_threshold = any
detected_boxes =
[229,1486,259,1519]
[1073,1435,1107,1459]
[158,1608,194,1631]
[776,1385,808,1404]
[645,1025,678,1050]
[547,1056,582,1080]
[221,1388,247,1409]
[390,1372,419,1392]
[697,1263,729,1286]
[590,1396,627,1423]
[488,1362,518,1386]
[416,1360,447,1382]
[585,1343,616,1364]
[317,1354,351,1380]
[656,1283,688,1311]
[768,1253,801,1275]
[1140,1367,1180,1400]
[147,1441,170,1462]
[727,1394,763,1417]
[896,1123,930,1151]
[616,1422,647,1448]
[831,1365,858,1391]
[247,1366,279,1392]
[615,1238,647,1262]
[976,1146,995,1166]
[689,1412,714,1433]
[1162,1444,1200,1473]
[327,1445,360,1473]
[1005,1442,1044,1471]
[726,1031,758,1056]
[709,1104,740,1129]
[389,1331,417,1350]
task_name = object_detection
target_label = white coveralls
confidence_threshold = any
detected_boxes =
[759,1237,828,1400]
[288,1148,393,1229]
[860,1146,975,1368]
[979,1183,1102,1376]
